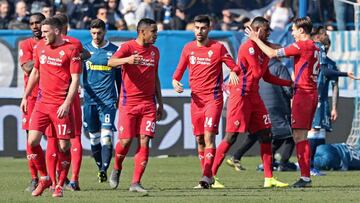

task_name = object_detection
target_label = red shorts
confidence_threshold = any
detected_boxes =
[292,89,318,130]
[226,93,271,134]
[70,94,82,137]
[191,94,223,136]
[118,102,156,139]
[44,123,56,137]
[29,102,74,140]
[22,98,36,130]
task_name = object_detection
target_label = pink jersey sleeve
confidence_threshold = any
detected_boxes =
[69,47,82,74]
[173,46,188,81]
[220,44,240,74]
[278,42,301,57]
[19,40,33,66]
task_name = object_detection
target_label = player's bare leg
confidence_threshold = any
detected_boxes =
[28,130,51,197]
[110,138,132,189]
[129,134,150,193]
[292,129,312,187]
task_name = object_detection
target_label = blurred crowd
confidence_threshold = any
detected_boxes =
[0,0,359,31]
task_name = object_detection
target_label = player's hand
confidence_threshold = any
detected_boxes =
[172,79,183,93]
[127,54,141,65]
[229,71,239,85]
[57,103,71,119]
[331,109,338,121]
[20,97,27,113]
[156,104,163,121]
[245,26,260,41]
[347,71,360,80]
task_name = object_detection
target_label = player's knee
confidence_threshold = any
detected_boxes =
[196,136,205,146]
[101,136,112,146]
[89,132,101,146]
[100,129,113,146]
[58,141,71,152]
[255,129,272,143]
[225,132,238,145]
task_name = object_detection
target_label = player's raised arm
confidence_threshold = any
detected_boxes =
[245,26,278,58]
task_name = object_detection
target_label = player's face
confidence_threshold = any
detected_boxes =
[29,16,43,38]
[194,22,210,43]
[142,24,158,44]
[90,27,106,46]
[291,24,301,42]
[258,24,270,41]
[41,24,59,45]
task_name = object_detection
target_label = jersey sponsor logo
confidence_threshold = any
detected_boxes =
[86,61,111,71]
[249,47,255,55]
[208,50,213,58]
[40,54,64,66]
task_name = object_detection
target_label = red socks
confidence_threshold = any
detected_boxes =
[212,141,231,176]
[198,151,204,172]
[26,143,38,179]
[296,140,311,178]
[203,148,216,178]
[29,145,47,177]
[57,150,71,187]
[46,137,58,185]
[260,143,273,178]
[70,136,82,182]
[132,147,149,184]
[114,142,130,170]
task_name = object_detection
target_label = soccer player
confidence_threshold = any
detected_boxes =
[107,18,163,193]
[308,27,359,176]
[211,17,291,188]
[20,17,82,197]
[172,15,240,189]
[83,19,121,183]
[246,16,320,187]
[45,13,89,191]
[18,12,46,192]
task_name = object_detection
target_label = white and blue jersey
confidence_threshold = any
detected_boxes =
[311,42,347,132]
[82,41,121,133]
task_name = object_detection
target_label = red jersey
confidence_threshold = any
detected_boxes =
[62,35,83,52]
[277,39,320,91]
[19,38,40,100]
[173,40,239,99]
[112,40,159,105]
[33,40,82,105]
[237,40,291,95]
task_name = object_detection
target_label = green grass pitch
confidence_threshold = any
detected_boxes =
[0,156,359,203]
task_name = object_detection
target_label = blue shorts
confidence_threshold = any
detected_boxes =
[311,99,332,131]
[83,103,117,133]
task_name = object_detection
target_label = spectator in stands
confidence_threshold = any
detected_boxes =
[107,0,124,30]
[170,8,186,30]
[136,0,155,23]
[41,3,53,18]
[8,0,29,30]
[119,0,140,30]
[334,0,360,30]
[67,0,94,29]
[154,0,175,30]
[220,9,241,31]
[265,0,293,31]
[0,0,10,29]
[96,6,117,30]
[116,18,128,30]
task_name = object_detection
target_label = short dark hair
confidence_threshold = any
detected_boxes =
[250,16,270,31]
[53,13,68,25]
[293,16,312,34]
[136,18,156,33]
[41,17,62,30]
[30,12,46,21]
[90,19,106,30]
[193,15,211,26]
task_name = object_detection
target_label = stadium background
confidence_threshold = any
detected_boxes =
[0,28,357,156]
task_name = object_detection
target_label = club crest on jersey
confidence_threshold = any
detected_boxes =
[151,51,155,59]
[189,55,196,65]
[208,50,213,58]
[40,54,47,64]
[249,47,255,55]
[19,49,23,57]
[59,50,65,58]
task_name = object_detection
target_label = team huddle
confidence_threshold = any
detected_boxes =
[18,12,354,198]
